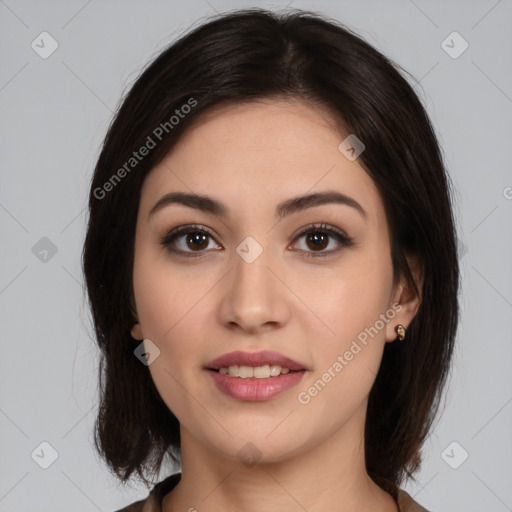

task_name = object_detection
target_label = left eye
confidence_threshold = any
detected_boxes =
[290,223,354,258]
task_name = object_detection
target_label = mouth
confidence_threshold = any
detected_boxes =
[205,350,308,401]
[205,349,308,372]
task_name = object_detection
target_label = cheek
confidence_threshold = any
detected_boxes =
[133,258,210,421]
[132,246,212,376]
[292,255,394,413]
[293,264,393,424]
[297,251,394,347]
[132,239,198,339]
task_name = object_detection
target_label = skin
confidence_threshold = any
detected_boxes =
[130,98,422,512]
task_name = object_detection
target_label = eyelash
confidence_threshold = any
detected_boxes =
[159,223,354,259]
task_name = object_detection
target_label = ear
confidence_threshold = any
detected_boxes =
[385,254,423,342]
[131,322,143,340]
[130,293,144,340]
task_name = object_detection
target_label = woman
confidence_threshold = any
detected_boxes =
[82,8,459,512]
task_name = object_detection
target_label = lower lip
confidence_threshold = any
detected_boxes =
[207,369,306,401]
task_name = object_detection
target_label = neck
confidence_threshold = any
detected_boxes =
[162,404,398,512]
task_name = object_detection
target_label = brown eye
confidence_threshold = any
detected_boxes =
[305,232,329,251]
[159,225,221,257]
[185,232,209,251]
[291,223,354,258]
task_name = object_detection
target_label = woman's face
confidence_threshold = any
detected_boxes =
[131,98,418,464]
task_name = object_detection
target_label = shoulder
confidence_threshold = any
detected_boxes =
[113,473,181,512]
[113,494,160,512]
[397,488,432,512]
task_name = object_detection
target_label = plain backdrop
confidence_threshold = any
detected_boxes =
[1,0,511,511]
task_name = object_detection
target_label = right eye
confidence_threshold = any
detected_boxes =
[159,224,222,257]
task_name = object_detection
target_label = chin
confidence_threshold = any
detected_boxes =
[198,428,311,467]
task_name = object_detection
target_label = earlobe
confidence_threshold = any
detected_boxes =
[385,285,419,342]
[131,323,143,340]
[129,293,143,340]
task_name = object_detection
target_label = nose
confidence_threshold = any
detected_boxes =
[218,245,291,335]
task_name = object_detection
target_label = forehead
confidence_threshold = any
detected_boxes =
[139,98,386,228]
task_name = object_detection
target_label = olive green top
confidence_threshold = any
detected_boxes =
[115,472,430,512]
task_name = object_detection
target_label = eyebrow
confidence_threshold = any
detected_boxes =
[148,190,367,220]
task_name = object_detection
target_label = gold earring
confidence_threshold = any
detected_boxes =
[395,324,406,341]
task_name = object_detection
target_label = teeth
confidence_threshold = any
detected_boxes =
[239,365,254,378]
[218,364,292,378]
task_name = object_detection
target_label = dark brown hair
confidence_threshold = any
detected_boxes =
[82,7,460,492]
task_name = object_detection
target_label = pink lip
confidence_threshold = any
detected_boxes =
[205,350,308,402]
[205,350,308,371]
[207,369,306,401]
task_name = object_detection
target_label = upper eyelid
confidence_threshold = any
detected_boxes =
[292,223,349,240]
[161,222,347,240]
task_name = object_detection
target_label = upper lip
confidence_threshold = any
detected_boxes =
[206,350,308,371]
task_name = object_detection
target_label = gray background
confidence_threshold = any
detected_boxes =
[1,0,511,510]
